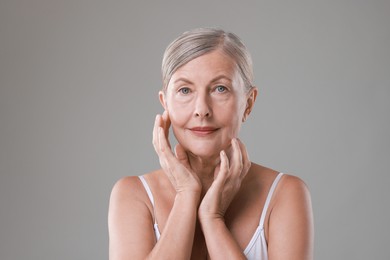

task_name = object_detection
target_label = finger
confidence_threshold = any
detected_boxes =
[153,115,170,171]
[160,111,171,149]
[174,144,190,168]
[214,150,229,184]
[154,115,172,166]
[230,138,243,176]
[158,126,179,167]
[156,126,175,178]
[237,139,251,179]
[152,114,162,152]
[161,110,171,139]
[220,150,229,177]
[158,126,170,153]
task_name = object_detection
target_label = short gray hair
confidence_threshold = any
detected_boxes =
[162,28,254,91]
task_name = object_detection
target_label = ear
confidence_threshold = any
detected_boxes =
[159,90,167,110]
[242,87,258,122]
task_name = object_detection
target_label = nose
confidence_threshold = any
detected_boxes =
[194,93,211,118]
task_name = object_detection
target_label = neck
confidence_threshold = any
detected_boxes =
[188,153,221,194]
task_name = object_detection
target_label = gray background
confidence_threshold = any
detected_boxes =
[1,0,389,259]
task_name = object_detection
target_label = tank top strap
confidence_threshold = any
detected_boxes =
[138,175,161,239]
[138,175,155,207]
[259,172,284,228]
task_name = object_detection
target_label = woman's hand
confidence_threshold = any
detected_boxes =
[198,138,251,222]
[152,111,202,196]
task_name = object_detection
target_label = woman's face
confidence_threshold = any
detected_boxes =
[160,50,256,158]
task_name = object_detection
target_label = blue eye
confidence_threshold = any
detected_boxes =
[216,85,227,93]
[179,87,190,94]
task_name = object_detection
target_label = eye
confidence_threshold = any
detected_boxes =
[215,85,227,93]
[178,87,191,95]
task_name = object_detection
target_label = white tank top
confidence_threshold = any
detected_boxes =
[138,172,284,260]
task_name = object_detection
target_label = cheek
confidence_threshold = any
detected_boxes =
[218,100,243,121]
[217,102,244,134]
[167,101,190,127]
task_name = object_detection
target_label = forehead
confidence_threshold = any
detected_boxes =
[170,50,238,82]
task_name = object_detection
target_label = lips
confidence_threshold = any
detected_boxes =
[189,126,219,136]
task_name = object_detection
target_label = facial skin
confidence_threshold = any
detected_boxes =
[159,50,257,162]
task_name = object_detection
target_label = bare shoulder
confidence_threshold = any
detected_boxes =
[244,164,311,202]
[274,174,312,208]
[108,175,151,225]
[109,170,162,211]
[110,175,141,198]
[279,173,310,192]
[267,173,314,260]
[108,172,161,259]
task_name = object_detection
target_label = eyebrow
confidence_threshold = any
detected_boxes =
[173,78,194,85]
[173,75,233,85]
[210,75,233,84]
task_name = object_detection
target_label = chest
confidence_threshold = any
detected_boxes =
[156,184,269,255]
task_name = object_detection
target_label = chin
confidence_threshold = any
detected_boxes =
[182,140,230,159]
[188,148,219,159]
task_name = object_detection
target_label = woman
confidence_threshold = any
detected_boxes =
[108,28,314,260]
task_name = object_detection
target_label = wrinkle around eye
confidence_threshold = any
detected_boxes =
[211,84,232,95]
[178,87,191,95]
[215,85,227,93]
